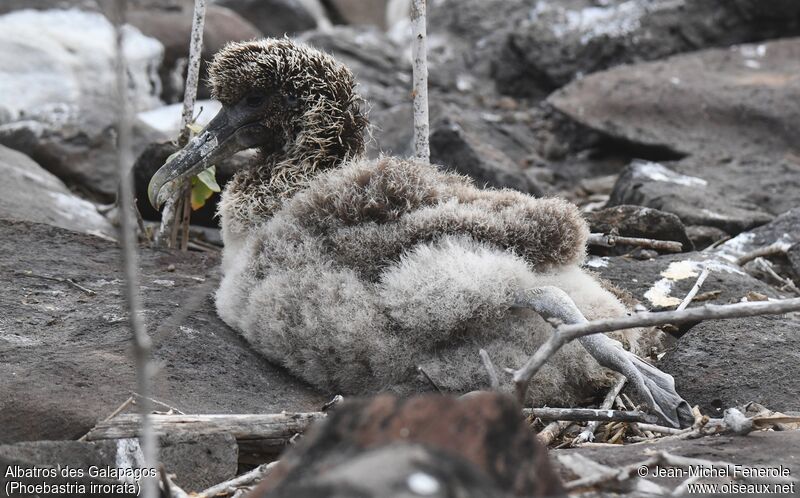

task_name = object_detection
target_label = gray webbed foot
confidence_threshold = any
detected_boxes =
[578,333,694,428]
[513,286,693,429]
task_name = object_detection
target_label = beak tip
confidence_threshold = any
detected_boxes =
[147,178,164,211]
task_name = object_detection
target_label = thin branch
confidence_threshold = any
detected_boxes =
[573,374,626,444]
[195,462,278,498]
[159,466,189,498]
[632,422,691,435]
[155,0,207,249]
[513,296,800,395]
[112,2,158,497]
[588,233,683,253]
[478,349,500,390]
[676,267,710,311]
[735,241,791,266]
[536,420,571,446]
[14,270,97,296]
[522,407,658,424]
[78,395,135,442]
[132,392,186,415]
[410,0,429,162]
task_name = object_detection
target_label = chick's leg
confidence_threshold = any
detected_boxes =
[512,286,693,428]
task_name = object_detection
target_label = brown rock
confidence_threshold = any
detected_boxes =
[252,393,564,497]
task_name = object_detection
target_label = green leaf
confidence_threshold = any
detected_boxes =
[196,166,221,193]
[190,177,214,210]
[189,166,220,210]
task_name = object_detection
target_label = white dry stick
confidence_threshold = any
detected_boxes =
[410,0,429,162]
[573,374,626,445]
[676,267,710,311]
[195,462,279,498]
[155,0,207,248]
[513,296,800,399]
[112,2,158,498]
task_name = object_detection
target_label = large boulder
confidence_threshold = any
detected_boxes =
[430,117,542,195]
[214,0,321,36]
[661,315,800,416]
[300,27,411,112]
[495,0,800,98]
[608,160,774,236]
[0,118,167,202]
[128,4,263,103]
[0,9,167,201]
[0,9,162,122]
[585,205,694,254]
[0,219,325,444]
[548,37,800,157]
[325,0,389,29]
[591,252,782,311]
[0,145,113,237]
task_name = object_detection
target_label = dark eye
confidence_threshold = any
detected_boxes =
[245,94,265,107]
[286,94,299,109]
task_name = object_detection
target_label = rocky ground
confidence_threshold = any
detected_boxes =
[1,0,799,496]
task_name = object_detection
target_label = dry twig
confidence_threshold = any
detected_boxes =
[523,407,658,424]
[15,270,97,296]
[676,267,710,311]
[410,0,429,162]
[735,241,792,266]
[588,233,683,253]
[573,374,626,445]
[112,2,158,496]
[195,462,278,498]
[155,0,207,249]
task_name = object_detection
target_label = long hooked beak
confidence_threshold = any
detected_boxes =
[148,104,266,209]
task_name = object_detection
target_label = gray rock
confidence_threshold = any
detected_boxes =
[585,205,694,254]
[159,434,238,491]
[0,9,163,123]
[548,37,800,218]
[547,36,800,156]
[660,315,800,416]
[430,117,543,196]
[0,9,168,200]
[789,244,800,279]
[300,27,411,112]
[608,160,773,236]
[713,208,800,262]
[590,252,782,311]
[128,5,263,102]
[0,119,167,202]
[685,225,729,251]
[0,219,325,444]
[0,0,102,15]
[368,103,414,158]
[0,145,113,237]
[325,0,389,29]
[216,0,318,36]
[496,0,800,98]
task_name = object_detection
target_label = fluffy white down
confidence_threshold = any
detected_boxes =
[217,219,641,406]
